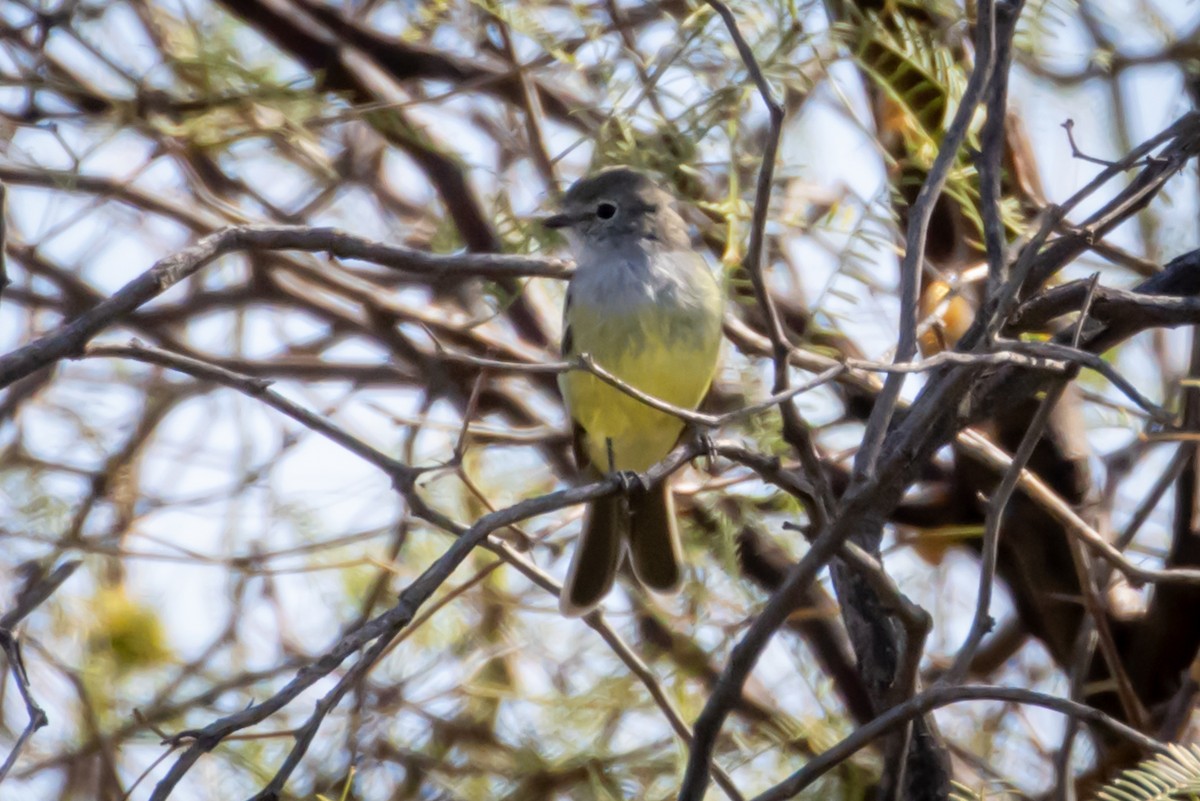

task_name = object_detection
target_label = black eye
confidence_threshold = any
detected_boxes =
[596,201,617,219]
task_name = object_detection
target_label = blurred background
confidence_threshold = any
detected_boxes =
[0,0,1198,798]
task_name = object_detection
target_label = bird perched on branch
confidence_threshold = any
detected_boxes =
[545,167,724,616]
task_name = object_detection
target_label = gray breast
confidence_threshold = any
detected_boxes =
[573,243,711,308]
[567,244,718,354]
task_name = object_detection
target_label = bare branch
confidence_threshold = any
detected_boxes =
[854,0,1001,480]
[0,561,80,784]
[749,684,1166,801]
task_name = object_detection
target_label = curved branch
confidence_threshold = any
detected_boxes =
[0,225,568,391]
[749,684,1165,801]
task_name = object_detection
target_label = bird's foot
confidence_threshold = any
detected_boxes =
[614,469,648,496]
[691,429,717,470]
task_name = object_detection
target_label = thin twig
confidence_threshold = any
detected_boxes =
[705,0,834,520]
[1062,119,1122,168]
[956,429,1200,586]
[747,684,1165,801]
[1052,618,1097,801]
[86,342,420,485]
[1114,445,1190,552]
[677,507,860,801]
[0,560,80,783]
[1005,340,1173,422]
[88,341,744,800]
[0,225,571,392]
[979,2,1018,293]
[854,0,1000,480]
[576,353,843,428]
[496,18,557,190]
[944,273,1098,685]
[0,632,48,784]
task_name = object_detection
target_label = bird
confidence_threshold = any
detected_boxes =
[544,167,724,616]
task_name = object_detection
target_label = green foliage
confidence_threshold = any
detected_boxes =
[1014,0,1082,61]
[838,5,1028,248]
[146,7,325,150]
[315,765,356,801]
[839,9,964,155]
[950,781,1021,801]
[1091,744,1200,801]
[86,585,172,672]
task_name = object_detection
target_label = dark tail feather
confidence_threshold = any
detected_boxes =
[560,495,626,616]
[628,483,683,594]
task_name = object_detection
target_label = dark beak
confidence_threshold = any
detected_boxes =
[542,212,573,230]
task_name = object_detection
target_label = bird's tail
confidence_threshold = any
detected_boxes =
[628,483,683,594]
[559,495,626,617]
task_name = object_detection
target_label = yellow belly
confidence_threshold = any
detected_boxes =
[561,312,719,472]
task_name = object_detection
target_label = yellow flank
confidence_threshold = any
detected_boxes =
[561,306,720,473]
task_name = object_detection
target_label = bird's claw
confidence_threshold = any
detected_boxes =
[614,469,647,495]
[692,429,716,470]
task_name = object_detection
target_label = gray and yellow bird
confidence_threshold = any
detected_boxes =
[545,167,724,616]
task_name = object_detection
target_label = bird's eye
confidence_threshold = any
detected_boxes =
[596,201,617,220]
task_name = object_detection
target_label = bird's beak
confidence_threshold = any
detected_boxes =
[542,212,574,230]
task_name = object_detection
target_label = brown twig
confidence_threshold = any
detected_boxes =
[0,225,570,393]
[748,684,1166,800]
[0,561,80,784]
[853,0,1001,480]
[943,274,1099,684]
[85,340,748,800]
[704,0,834,521]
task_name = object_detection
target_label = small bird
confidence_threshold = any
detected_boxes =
[544,167,724,616]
